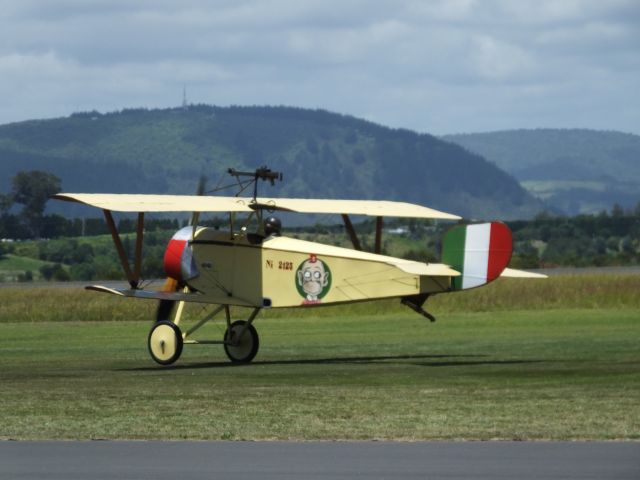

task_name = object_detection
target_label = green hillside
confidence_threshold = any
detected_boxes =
[443,129,640,215]
[0,106,543,219]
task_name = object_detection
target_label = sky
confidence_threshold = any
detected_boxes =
[1,0,639,135]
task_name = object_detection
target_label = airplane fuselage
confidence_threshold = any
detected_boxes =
[163,227,453,308]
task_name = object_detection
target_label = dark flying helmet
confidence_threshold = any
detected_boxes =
[264,216,282,236]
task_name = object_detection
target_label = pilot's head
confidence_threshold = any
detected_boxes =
[264,216,282,236]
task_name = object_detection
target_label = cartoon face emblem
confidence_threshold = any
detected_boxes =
[296,255,331,304]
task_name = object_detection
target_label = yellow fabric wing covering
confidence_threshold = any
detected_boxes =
[52,193,253,213]
[52,193,461,220]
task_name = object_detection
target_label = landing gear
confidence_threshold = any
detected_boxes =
[148,320,183,365]
[224,320,260,363]
[147,304,262,365]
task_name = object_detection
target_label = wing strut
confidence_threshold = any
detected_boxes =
[103,209,144,289]
[375,216,383,254]
[134,212,144,284]
[341,214,362,251]
[342,214,384,254]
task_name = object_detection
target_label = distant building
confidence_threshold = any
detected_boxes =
[386,227,409,235]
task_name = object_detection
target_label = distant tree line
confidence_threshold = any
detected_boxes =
[508,204,640,268]
[0,170,208,240]
[1,170,639,282]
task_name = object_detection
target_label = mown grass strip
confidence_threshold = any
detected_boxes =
[0,308,638,440]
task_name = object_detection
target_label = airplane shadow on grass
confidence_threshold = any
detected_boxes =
[122,354,546,372]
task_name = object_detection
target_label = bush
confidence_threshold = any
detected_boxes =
[52,267,71,282]
[70,263,96,281]
[39,263,69,282]
[17,271,33,282]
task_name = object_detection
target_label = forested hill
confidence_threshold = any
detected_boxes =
[0,106,542,219]
[443,129,640,216]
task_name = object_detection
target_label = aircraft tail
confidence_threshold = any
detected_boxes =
[442,222,512,291]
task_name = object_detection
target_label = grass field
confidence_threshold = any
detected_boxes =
[0,254,54,282]
[0,275,638,441]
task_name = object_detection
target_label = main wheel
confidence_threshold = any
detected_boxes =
[224,320,259,364]
[148,320,183,365]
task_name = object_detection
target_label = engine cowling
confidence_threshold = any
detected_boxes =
[163,226,200,282]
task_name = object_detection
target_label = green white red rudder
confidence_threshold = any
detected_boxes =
[442,222,513,291]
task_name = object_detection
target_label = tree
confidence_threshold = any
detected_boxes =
[11,171,61,238]
[0,194,12,241]
[0,193,12,215]
[611,203,625,218]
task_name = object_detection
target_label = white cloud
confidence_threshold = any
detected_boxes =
[0,0,637,135]
[470,35,536,81]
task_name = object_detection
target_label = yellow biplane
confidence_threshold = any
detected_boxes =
[53,167,544,365]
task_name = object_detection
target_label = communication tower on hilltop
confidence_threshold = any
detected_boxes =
[182,84,188,110]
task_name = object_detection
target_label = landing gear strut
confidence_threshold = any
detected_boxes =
[148,302,262,366]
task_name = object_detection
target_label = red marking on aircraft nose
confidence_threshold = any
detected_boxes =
[164,238,187,280]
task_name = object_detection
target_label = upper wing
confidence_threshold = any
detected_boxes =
[52,193,254,213]
[253,198,461,219]
[52,193,461,219]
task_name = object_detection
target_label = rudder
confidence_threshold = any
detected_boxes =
[442,222,512,291]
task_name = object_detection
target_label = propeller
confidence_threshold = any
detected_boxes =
[156,175,207,323]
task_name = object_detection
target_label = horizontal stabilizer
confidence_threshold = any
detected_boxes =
[395,262,460,277]
[500,268,548,279]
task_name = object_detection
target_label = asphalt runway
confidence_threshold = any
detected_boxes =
[1,441,638,479]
